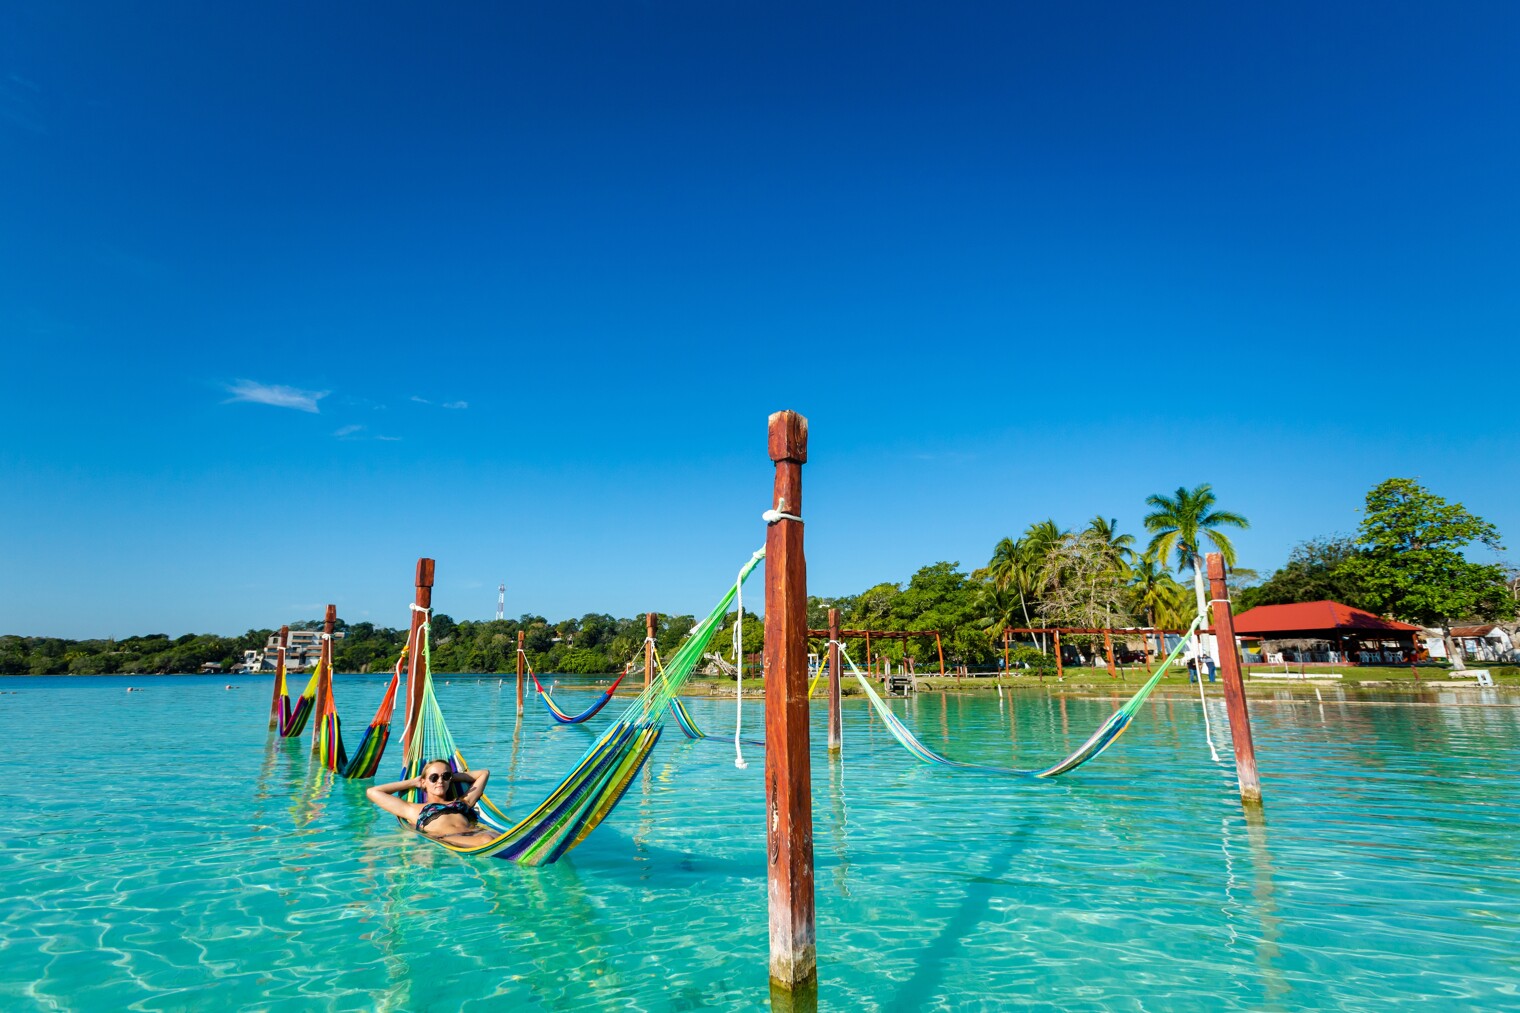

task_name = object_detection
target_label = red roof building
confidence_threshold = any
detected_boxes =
[1231,600,1422,665]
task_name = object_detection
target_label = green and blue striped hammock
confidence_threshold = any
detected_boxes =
[853,615,1203,778]
[397,550,764,865]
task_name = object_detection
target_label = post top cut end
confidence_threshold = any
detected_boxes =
[768,410,809,463]
[1205,552,1226,580]
[416,557,436,587]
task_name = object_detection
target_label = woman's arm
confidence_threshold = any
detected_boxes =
[454,768,489,807]
[366,776,424,822]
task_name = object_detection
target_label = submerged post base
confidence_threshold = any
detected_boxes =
[769,973,819,1012]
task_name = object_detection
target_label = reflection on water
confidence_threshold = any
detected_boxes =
[1,674,1517,1009]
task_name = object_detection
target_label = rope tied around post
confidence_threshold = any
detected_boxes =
[763,497,803,525]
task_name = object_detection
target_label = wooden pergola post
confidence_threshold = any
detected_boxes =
[1142,629,1151,667]
[645,612,657,690]
[313,604,337,753]
[402,558,434,758]
[935,632,946,677]
[1207,553,1262,804]
[268,624,289,729]
[1054,630,1063,679]
[864,631,872,677]
[1103,630,1116,678]
[763,410,816,991]
[827,608,842,752]
[515,630,526,717]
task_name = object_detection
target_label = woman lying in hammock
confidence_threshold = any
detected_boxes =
[366,760,492,843]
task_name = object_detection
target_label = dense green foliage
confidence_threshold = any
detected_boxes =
[6,479,1509,677]
[1339,479,1515,628]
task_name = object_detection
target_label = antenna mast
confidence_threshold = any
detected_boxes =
[496,582,506,622]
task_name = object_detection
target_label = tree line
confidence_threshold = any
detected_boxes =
[4,479,1511,676]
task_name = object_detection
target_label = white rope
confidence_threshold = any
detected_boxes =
[732,559,750,769]
[1194,615,1223,764]
[410,603,431,614]
[763,496,802,525]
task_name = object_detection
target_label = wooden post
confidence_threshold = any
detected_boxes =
[1142,629,1151,666]
[827,608,842,752]
[1054,630,1063,679]
[1103,629,1116,679]
[763,410,816,991]
[515,630,526,717]
[935,632,945,677]
[645,612,657,691]
[313,604,337,753]
[402,558,434,759]
[268,624,289,729]
[1207,553,1262,803]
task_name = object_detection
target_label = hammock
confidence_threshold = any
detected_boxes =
[270,654,320,739]
[531,664,628,723]
[396,550,764,865]
[314,647,406,779]
[853,615,1204,778]
[666,696,765,747]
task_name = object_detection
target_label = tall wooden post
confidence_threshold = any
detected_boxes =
[1002,629,1009,680]
[268,624,290,729]
[1103,629,1116,678]
[645,612,657,690]
[313,604,337,753]
[764,410,816,991]
[1207,553,1263,803]
[402,558,434,759]
[935,632,946,677]
[826,608,842,752]
[515,630,526,716]
[1054,630,1064,679]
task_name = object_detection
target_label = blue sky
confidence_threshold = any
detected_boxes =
[3,2,1517,638]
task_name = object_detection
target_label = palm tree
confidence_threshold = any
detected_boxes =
[1144,484,1249,663]
[1086,515,1136,575]
[986,535,1043,652]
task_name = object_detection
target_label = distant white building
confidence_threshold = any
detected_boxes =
[1448,625,1515,663]
[231,630,345,673]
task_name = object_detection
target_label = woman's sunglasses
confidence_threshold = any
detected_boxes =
[425,772,451,783]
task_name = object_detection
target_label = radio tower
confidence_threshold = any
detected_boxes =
[496,583,506,622]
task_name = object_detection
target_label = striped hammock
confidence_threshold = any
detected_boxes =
[853,615,1204,778]
[269,657,319,738]
[397,550,764,865]
[531,668,628,723]
[314,647,405,779]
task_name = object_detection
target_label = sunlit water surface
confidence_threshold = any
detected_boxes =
[3,675,1518,1011]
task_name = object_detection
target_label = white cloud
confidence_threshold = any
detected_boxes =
[376,435,403,441]
[442,401,468,410]
[410,395,431,405]
[334,424,364,438]
[225,380,328,413]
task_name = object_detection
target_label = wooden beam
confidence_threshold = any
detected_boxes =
[314,604,336,754]
[515,630,525,717]
[1207,553,1262,804]
[763,410,816,991]
[646,612,657,691]
[827,607,842,752]
[402,558,434,757]
[268,624,289,729]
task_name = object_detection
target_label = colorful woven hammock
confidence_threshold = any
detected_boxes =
[531,664,628,724]
[314,646,405,779]
[269,653,320,739]
[853,615,1204,778]
[397,550,764,865]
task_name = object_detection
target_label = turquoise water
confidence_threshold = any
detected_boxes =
[4,675,1518,1010]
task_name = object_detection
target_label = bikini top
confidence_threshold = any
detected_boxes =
[415,799,477,830]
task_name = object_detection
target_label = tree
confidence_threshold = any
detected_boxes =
[1039,531,1134,659]
[1143,483,1249,621]
[1339,478,1514,670]
[1128,556,1189,630]
[1233,536,1370,612]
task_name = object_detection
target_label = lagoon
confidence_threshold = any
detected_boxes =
[3,675,1518,1010]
